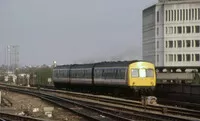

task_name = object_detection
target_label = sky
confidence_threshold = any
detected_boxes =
[0,0,157,66]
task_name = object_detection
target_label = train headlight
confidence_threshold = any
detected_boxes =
[132,82,135,85]
[151,82,154,85]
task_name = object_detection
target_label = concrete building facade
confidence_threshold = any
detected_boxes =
[143,0,200,66]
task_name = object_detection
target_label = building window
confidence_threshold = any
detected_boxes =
[180,9,182,21]
[169,10,171,21]
[169,41,173,48]
[192,9,195,20]
[174,10,176,21]
[186,40,191,47]
[196,26,200,33]
[166,27,168,34]
[166,41,168,48]
[189,9,191,20]
[169,54,173,62]
[178,54,182,61]
[198,8,200,20]
[183,26,185,33]
[177,10,179,21]
[177,26,182,34]
[195,40,200,47]
[192,54,194,61]
[183,40,185,47]
[195,54,200,61]
[174,41,176,48]
[186,26,191,33]
[178,40,182,48]
[157,27,159,35]
[157,41,159,48]
[183,9,185,21]
[186,9,188,20]
[174,27,176,34]
[192,26,194,33]
[195,8,197,20]
[157,11,159,22]
[157,55,159,63]
[172,10,174,21]
[192,40,194,47]
[186,54,191,61]
[174,54,176,61]
[166,10,168,21]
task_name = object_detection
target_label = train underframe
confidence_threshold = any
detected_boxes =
[54,82,155,97]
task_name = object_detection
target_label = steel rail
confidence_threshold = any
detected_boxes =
[0,112,47,121]
[0,86,134,121]
[39,87,200,119]
[0,85,199,121]
[0,83,200,120]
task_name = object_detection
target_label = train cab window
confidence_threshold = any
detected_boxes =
[139,69,146,78]
[146,69,154,77]
[131,69,139,77]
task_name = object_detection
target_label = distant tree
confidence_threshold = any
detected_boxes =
[35,66,52,86]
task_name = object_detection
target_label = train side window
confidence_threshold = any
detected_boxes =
[115,68,125,79]
[114,69,118,79]
[64,70,68,78]
[146,69,154,77]
[81,70,85,78]
[71,70,76,78]
[94,69,102,78]
[107,69,113,79]
[85,69,91,78]
[102,69,107,79]
[62,70,65,77]
[78,69,84,78]
[58,70,61,77]
[131,69,139,77]
[111,69,116,79]
[60,70,63,77]
[84,70,87,78]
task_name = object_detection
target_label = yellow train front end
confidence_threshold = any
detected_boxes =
[128,61,156,91]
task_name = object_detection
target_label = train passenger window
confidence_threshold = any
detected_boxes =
[139,69,146,77]
[131,69,139,77]
[84,70,91,78]
[146,69,154,77]
[64,70,68,78]
[94,69,103,78]
[116,69,126,79]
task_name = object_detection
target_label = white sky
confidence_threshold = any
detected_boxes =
[0,0,157,66]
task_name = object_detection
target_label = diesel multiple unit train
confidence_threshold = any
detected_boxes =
[52,60,156,94]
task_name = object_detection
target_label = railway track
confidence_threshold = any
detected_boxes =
[0,112,47,121]
[0,84,200,121]
[38,87,200,119]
